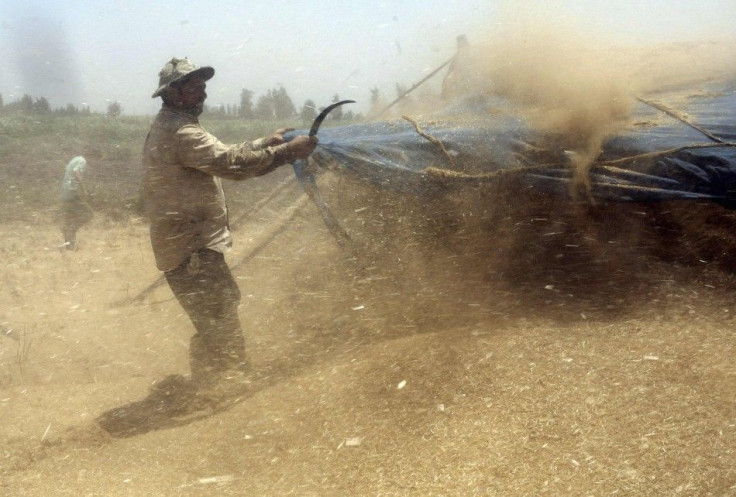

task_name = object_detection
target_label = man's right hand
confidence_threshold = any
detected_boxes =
[287,136,318,159]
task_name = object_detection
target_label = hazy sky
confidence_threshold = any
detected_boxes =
[0,0,734,115]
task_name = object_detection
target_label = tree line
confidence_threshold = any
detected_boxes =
[0,84,388,121]
[205,86,365,123]
[0,93,95,116]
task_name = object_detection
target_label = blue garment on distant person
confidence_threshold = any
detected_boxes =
[60,156,87,201]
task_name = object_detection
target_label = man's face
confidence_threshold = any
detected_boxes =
[175,77,207,115]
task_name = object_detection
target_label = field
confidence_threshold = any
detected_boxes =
[1,115,735,496]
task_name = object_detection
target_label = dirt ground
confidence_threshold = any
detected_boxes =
[1,166,735,496]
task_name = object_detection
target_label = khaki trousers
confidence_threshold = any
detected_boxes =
[164,249,248,384]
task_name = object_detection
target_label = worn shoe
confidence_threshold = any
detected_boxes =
[194,369,253,407]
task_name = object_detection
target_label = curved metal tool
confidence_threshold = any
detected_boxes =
[309,100,355,136]
[298,99,355,248]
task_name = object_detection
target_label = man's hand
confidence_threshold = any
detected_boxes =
[263,127,295,147]
[287,135,318,159]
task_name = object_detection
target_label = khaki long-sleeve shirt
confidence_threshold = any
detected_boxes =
[141,106,294,271]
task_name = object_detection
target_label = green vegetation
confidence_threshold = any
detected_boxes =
[0,113,353,224]
[1,114,150,222]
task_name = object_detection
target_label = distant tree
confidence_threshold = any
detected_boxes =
[52,102,79,116]
[252,87,296,119]
[200,103,224,118]
[369,86,384,115]
[370,87,380,107]
[239,88,254,119]
[300,99,317,123]
[343,110,355,121]
[272,87,296,119]
[0,93,4,110]
[330,94,344,121]
[254,90,275,119]
[20,94,33,113]
[80,105,91,116]
[107,101,122,117]
[33,97,51,114]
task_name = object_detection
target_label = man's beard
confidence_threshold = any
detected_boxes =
[184,103,204,117]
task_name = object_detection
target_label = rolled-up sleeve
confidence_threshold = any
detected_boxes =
[177,125,293,180]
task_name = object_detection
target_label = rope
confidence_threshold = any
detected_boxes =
[637,97,725,144]
[402,115,458,169]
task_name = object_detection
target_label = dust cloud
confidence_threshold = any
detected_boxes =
[8,9,83,106]
[483,24,630,197]
[2,9,736,495]
[440,15,736,191]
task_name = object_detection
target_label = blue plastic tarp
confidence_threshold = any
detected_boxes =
[288,80,736,205]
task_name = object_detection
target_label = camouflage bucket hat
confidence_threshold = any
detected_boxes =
[151,57,214,98]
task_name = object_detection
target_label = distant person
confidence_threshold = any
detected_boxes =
[141,57,317,398]
[59,155,93,250]
[441,34,473,100]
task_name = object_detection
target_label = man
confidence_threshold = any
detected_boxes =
[60,155,93,250]
[141,57,317,393]
[440,34,472,101]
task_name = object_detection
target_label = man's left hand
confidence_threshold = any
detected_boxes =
[263,127,295,147]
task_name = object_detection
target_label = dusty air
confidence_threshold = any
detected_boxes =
[1,3,736,495]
